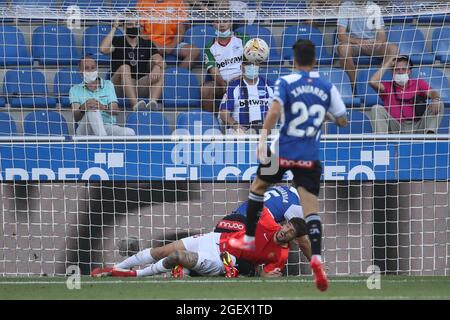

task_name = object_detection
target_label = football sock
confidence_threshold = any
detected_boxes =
[115,249,155,269]
[136,259,170,277]
[306,214,323,258]
[245,192,265,237]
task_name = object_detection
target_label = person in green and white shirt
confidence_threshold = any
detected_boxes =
[201,19,249,112]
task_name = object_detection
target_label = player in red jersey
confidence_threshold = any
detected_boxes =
[91,209,306,278]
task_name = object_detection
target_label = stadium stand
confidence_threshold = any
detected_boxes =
[111,0,138,9]
[126,111,172,135]
[32,25,81,66]
[317,68,361,107]
[183,25,216,57]
[355,68,393,108]
[332,30,383,66]
[432,27,450,64]
[163,67,201,109]
[327,109,373,134]
[0,112,18,136]
[235,25,283,63]
[84,25,124,65]
[3,69,57,108]
[260,67,291,85]
[53,68,83,108]
[176,110,221,135]
[411,67,450,108]
[11,0,58,6]
[282,25,334,65]
[0,25,33,66]
[438,108,450,134]
[62,0,108,10]
[23,111,69,136]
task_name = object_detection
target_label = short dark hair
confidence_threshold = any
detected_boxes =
[395,55,414,69]
[289,218,307,238]
[293,39,316,67]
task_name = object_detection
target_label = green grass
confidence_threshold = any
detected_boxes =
[0,276,449,300]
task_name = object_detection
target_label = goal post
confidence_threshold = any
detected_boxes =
[0,0,449,277]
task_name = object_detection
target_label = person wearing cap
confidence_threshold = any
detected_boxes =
[218,57,273,134]
[369,55,443,134]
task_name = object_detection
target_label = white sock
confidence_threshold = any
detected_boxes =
[136,259,171,277]
[115,249,155,269]
[244,235,255,242]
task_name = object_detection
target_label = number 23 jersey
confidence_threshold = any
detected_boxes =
[272,70,347,161]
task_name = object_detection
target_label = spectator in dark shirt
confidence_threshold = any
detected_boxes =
[100,19,165,110]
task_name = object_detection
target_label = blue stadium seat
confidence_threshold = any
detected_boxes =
[11,0,58,6]
[63,0,107,10]
[327,110,372,134]
[183,25,216,54]
[317,68,361,107]
[282,25,333,65]
[260,67,291,85]
[176,110,221,135]
[432,27,450,64]
[0,112,18,136]
[126,111,172,135]
[110,0,137,9]
[53,68,83,108]
[235,25,282,64]
[438,108,450,134]
[260,0,306,10]
[418,13,450,24]
[32,25,81,65]
[411,67,450,108]
[0,25,33,66]
[355,68,393,107]
[84,25,123,65]
[23,111,69,136]
[3,69,57,108]
[163,67,201,108]
[387,25,434,65]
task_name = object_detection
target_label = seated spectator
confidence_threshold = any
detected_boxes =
[219,58,273,134]
[70,56,135,136]
[100,19,164,111]
[137,0,200,70]
[369,55,443,134]
[336,0,398,89]
[201,19,249,112]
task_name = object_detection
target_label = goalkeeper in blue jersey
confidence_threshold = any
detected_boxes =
[229,39,348,292]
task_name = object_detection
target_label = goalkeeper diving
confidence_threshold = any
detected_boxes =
[91,186,311,278]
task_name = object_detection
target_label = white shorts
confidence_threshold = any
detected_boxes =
[181,232,236,276]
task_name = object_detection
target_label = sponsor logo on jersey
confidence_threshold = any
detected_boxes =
[238,99,269,108]
[216,56,243,69]
[217,220,245,231]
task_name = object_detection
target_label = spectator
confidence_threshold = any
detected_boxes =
[70,56,135,136]
[219,58,273,134]
[336,0,398,89]
[201,19,249,112]
[369,55,443,134]
[100,19,164,111]
[137,0,200,70]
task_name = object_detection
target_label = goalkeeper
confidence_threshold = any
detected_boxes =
[91,210,306,278]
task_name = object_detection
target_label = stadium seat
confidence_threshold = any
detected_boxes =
[355,68,393,108]
[23,111,69,136]
[260,0,305,10]
[235,25,282,63]
[387,25,434,65]
[3,69,57,108]
[126,111,172,135]
[317,68,361,107]
[84,25,123,65]
[163,67,201,108]
[282,25,333,65]
[332,31,382,66]
[411,67,450,108]
[327,110,372,134]
[176,110,221,135]
[0,112,18,136]
[417,13,450,24]
[32,25,81,65]
[259,67,292,85]
[184,25,217,57]
[11,0,58,6]
[432,27,450,64]
[437,108,450,134]
[62,0,107,10]
[110,0,137,9]
[0,25,33,66]
[53,68,83,108]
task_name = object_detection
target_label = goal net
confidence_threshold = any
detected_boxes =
[0,0,449,277]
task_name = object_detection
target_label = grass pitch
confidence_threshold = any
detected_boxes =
[0,276,449,300]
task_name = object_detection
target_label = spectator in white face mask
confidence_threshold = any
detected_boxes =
[369,55,443,134]
[219,58,273,134]
[70,55,135,136]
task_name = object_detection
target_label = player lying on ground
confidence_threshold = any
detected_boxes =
[91,209,306,278]
[230,40,348,292]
